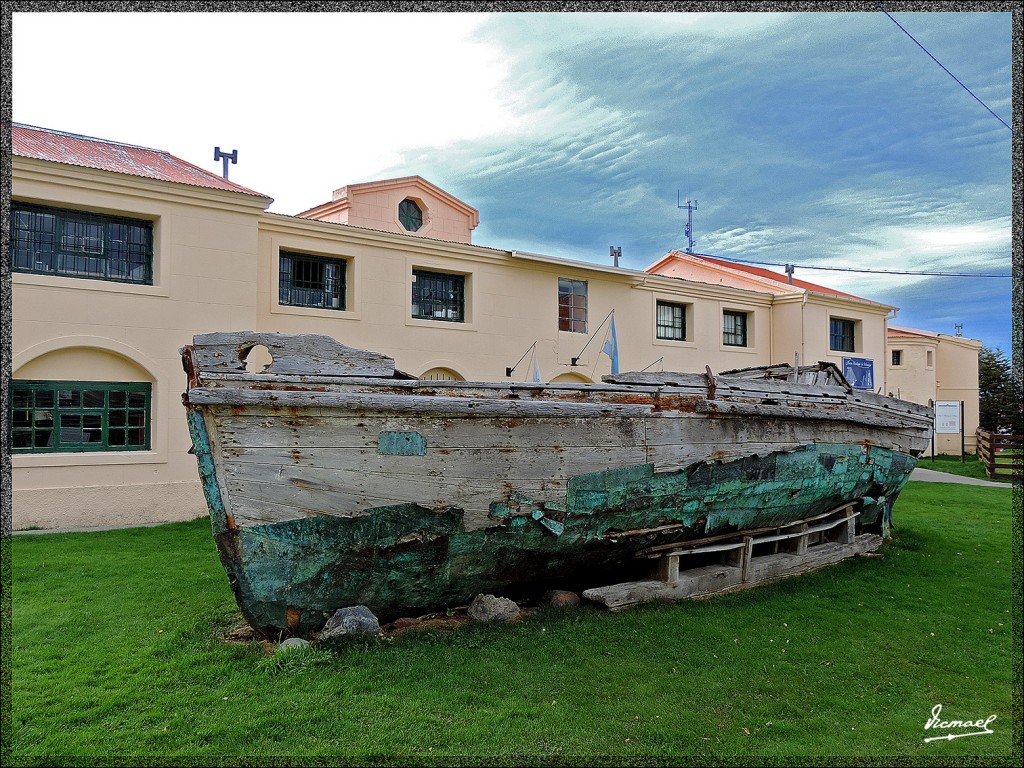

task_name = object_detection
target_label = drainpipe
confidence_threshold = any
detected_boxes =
[884,307,899,394]
[800,291,807,371]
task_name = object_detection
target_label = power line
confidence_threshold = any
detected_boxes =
[877,6,1014,135]
[704,254,1011,279]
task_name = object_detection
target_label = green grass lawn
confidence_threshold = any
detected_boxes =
[6,482,1018,762]
[921,453,1018,483]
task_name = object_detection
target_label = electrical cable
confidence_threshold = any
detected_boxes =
[876,5,1015,135]
[699,253,1011,279]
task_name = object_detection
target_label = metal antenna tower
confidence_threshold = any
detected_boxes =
[677,191,698,253]
[214,147,238,179]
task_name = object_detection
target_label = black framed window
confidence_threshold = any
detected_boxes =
[279,251,346,310]
[891,350,902,366]
[10,202,153,285]
[399,199,423,232]
[10,381,151,453]
[723,310,748,347]
[412,270,465,322]
[830,318,856,352]
[656,301,687,341]
[558,278,588,333]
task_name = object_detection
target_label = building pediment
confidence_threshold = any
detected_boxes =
[298,175,479,244]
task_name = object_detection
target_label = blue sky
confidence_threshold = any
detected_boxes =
[12,10,1015,352]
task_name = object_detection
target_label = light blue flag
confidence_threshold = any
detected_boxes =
[529,350,542,383]
[602,313,619,374]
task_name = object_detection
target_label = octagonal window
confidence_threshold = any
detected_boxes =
[398,199,423,232]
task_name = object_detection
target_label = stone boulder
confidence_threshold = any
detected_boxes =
[276,637,310,654]
[544,589,581,609]
[319,605,381,640]
[468,593,520,622]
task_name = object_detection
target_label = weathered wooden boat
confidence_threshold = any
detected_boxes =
[181,331,932,635]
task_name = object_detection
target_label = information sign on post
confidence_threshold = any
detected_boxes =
[934,401,962,434]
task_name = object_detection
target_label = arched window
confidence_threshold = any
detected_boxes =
[12,347,153,453]
[420,367,464,381]
[550,372,592,384]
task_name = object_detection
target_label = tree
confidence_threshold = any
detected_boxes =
[978,346,1019,433]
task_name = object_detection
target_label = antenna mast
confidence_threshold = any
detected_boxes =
[677,191,698,253]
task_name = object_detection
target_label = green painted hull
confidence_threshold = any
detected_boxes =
[188,408,914,635]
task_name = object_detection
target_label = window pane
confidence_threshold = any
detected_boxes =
[411,270,464,322]
[10,203,153,285]
[83,391,106,408]
[557,278,587,333]
[723,311,747,346]
[10,381,150,453]
[279,252,346,310]
[59,389,81,407]
[109,391,127,408]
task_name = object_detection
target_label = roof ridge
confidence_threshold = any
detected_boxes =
[12,122,163,153]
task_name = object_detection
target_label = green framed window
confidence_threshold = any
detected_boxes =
[412,270,465,322]
[723,310,748,347]
[10,381,152,453]
[830,318,856,352]
[398,199,423,232]
[558,278,588,333]
[279,251,346,310]
[656,300,687,341]
[10,202,153,285]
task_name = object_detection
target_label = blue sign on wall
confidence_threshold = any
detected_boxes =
[843,357,875,390]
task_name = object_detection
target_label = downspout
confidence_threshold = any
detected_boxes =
[800,291,807,370]
[884,307,899,395]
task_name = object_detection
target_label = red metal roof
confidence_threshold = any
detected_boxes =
[12,123,270,199]
[689,254,865,300]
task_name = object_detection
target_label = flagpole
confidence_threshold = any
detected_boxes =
[570,309,614,366]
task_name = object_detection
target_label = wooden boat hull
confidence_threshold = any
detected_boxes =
[182,332,932,636]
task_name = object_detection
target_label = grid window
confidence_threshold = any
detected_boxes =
[723,310,748,347]
[558,278,588,333]
[10,381,151,453]
[279,251,346,310]
[412,270,465,322]
[830,318,856,352]
[891,350,902,366]
[398,199,423,232]
[11,202,153,285]
[656,301,687,341]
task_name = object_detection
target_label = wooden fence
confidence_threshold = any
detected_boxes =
[975,429,1022,479]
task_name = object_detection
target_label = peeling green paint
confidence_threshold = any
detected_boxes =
[210,441,917,635]
[185,410,227,532]
[378,431,427,455]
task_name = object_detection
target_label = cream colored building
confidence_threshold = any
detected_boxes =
[9,124,964,530]
[886,326,982,454]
